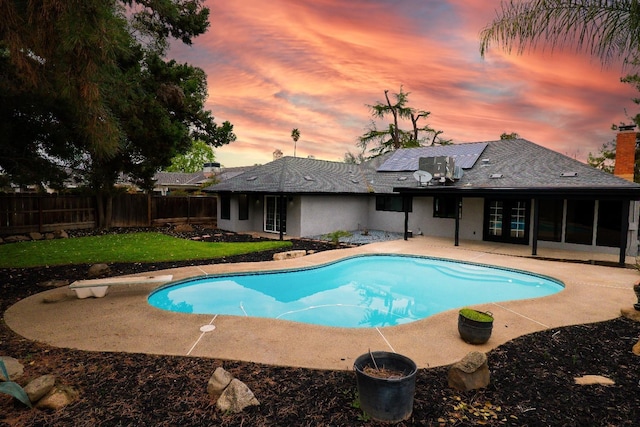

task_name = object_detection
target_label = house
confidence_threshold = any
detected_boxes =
[153,163,253,195]
[204,131,640,263]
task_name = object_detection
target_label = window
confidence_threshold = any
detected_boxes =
[220,195,230,220]
[596,200,623,247]
[238,194,249,221]
[565,200,594,245]
[433,197,457,218]
[376,196,411,212]
[488,201,503,237]
[537,199,563,242]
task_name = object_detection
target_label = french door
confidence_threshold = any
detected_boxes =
[264,195,286,233]
[484,199,529,244]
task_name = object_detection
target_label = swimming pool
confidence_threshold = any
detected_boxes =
[148,255,564,328]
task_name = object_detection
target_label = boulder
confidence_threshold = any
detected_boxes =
[207,367,234,400]
[174,223,194,232]
[4,235,30,243]
[633,339,640,356]
[620,306,640,322]
[273,250,307,261]
[88,263,110,278]
[0,356,24,381]
[53,229,68,239]
[35,384,78,410]
[29,232,43,241]
[44,233,56,240]
[215,378,260,413]
[447,351,490,391]
[24,375,56,402]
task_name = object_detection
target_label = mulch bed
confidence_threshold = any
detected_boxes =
[1,226,639,426]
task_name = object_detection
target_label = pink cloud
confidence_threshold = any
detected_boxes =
[169,1,639,167]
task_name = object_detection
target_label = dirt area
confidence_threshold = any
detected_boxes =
[1,226,639,426]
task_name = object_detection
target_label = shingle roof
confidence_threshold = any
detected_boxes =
[204,139,640,195]
[442,139,639,189]
[377,142,488,171]
[206,157,380,193]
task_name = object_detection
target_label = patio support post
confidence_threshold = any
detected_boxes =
[619,199,630,265]
[454,197,461,246]
[403,196,409,241]
[278,194,285,241]
[532,198,539,256]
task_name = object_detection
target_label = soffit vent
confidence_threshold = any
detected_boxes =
[560,172,578,177]
[490,173,503,179]
[246,176,257,181]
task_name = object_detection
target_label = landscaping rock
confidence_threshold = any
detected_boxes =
[207,367,234,400]
[174,223,194,232]
[273,250,307,261]
[44,233,55,240]
[88,263,110,278]
[633,339,640,356]
[53,229,68,239]
[447,351,490,391]
[24,375,56,402]
[4,235,30,243]
[620,306,640,322]
[29,232,43,240]
[35,384,78,410]
[574,375,615,386]
[0,356,24,381]
[215,378,260,413]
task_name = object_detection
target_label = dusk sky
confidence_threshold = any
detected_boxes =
[170,0,639,168]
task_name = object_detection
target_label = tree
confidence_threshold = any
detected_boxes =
[0,1,236,227]
[291,128,300,157]
[479,0,640,68]
[358,88,449,159]
[343,151,366,164]
[167,140,217,173]
[500,132,520,140]
[587,139,617,174]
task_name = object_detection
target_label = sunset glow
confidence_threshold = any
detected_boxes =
[170,1,638,167]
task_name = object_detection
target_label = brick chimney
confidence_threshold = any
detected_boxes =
[614,125,637,182]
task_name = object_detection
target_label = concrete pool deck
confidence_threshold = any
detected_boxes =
[4,236,639,371]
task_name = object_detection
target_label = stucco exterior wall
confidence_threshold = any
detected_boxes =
[299,195,369,237]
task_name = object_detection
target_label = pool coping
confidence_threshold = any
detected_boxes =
[4,237,638,370]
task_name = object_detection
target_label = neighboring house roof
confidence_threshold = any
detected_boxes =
[204,139,640,198]
[153,166,252,190]
[154,171,209,187]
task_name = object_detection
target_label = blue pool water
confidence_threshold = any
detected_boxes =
[148,255,564,328]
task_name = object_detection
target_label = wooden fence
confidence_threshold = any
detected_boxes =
[0,194,217,235]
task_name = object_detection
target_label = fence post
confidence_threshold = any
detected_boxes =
[147,193,152,226]
[38,195,43,233]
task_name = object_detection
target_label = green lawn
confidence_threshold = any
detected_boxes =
[0,232,292,268]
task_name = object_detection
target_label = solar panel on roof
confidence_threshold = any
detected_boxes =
[377,142,488,171]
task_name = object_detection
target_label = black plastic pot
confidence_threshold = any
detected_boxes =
[353,351,417,423]
[458,311,493,344]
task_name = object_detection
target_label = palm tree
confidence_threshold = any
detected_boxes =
[291,128,300,157]
[479,0,640,67]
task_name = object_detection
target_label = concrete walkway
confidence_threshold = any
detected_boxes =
[4,236,639,370]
